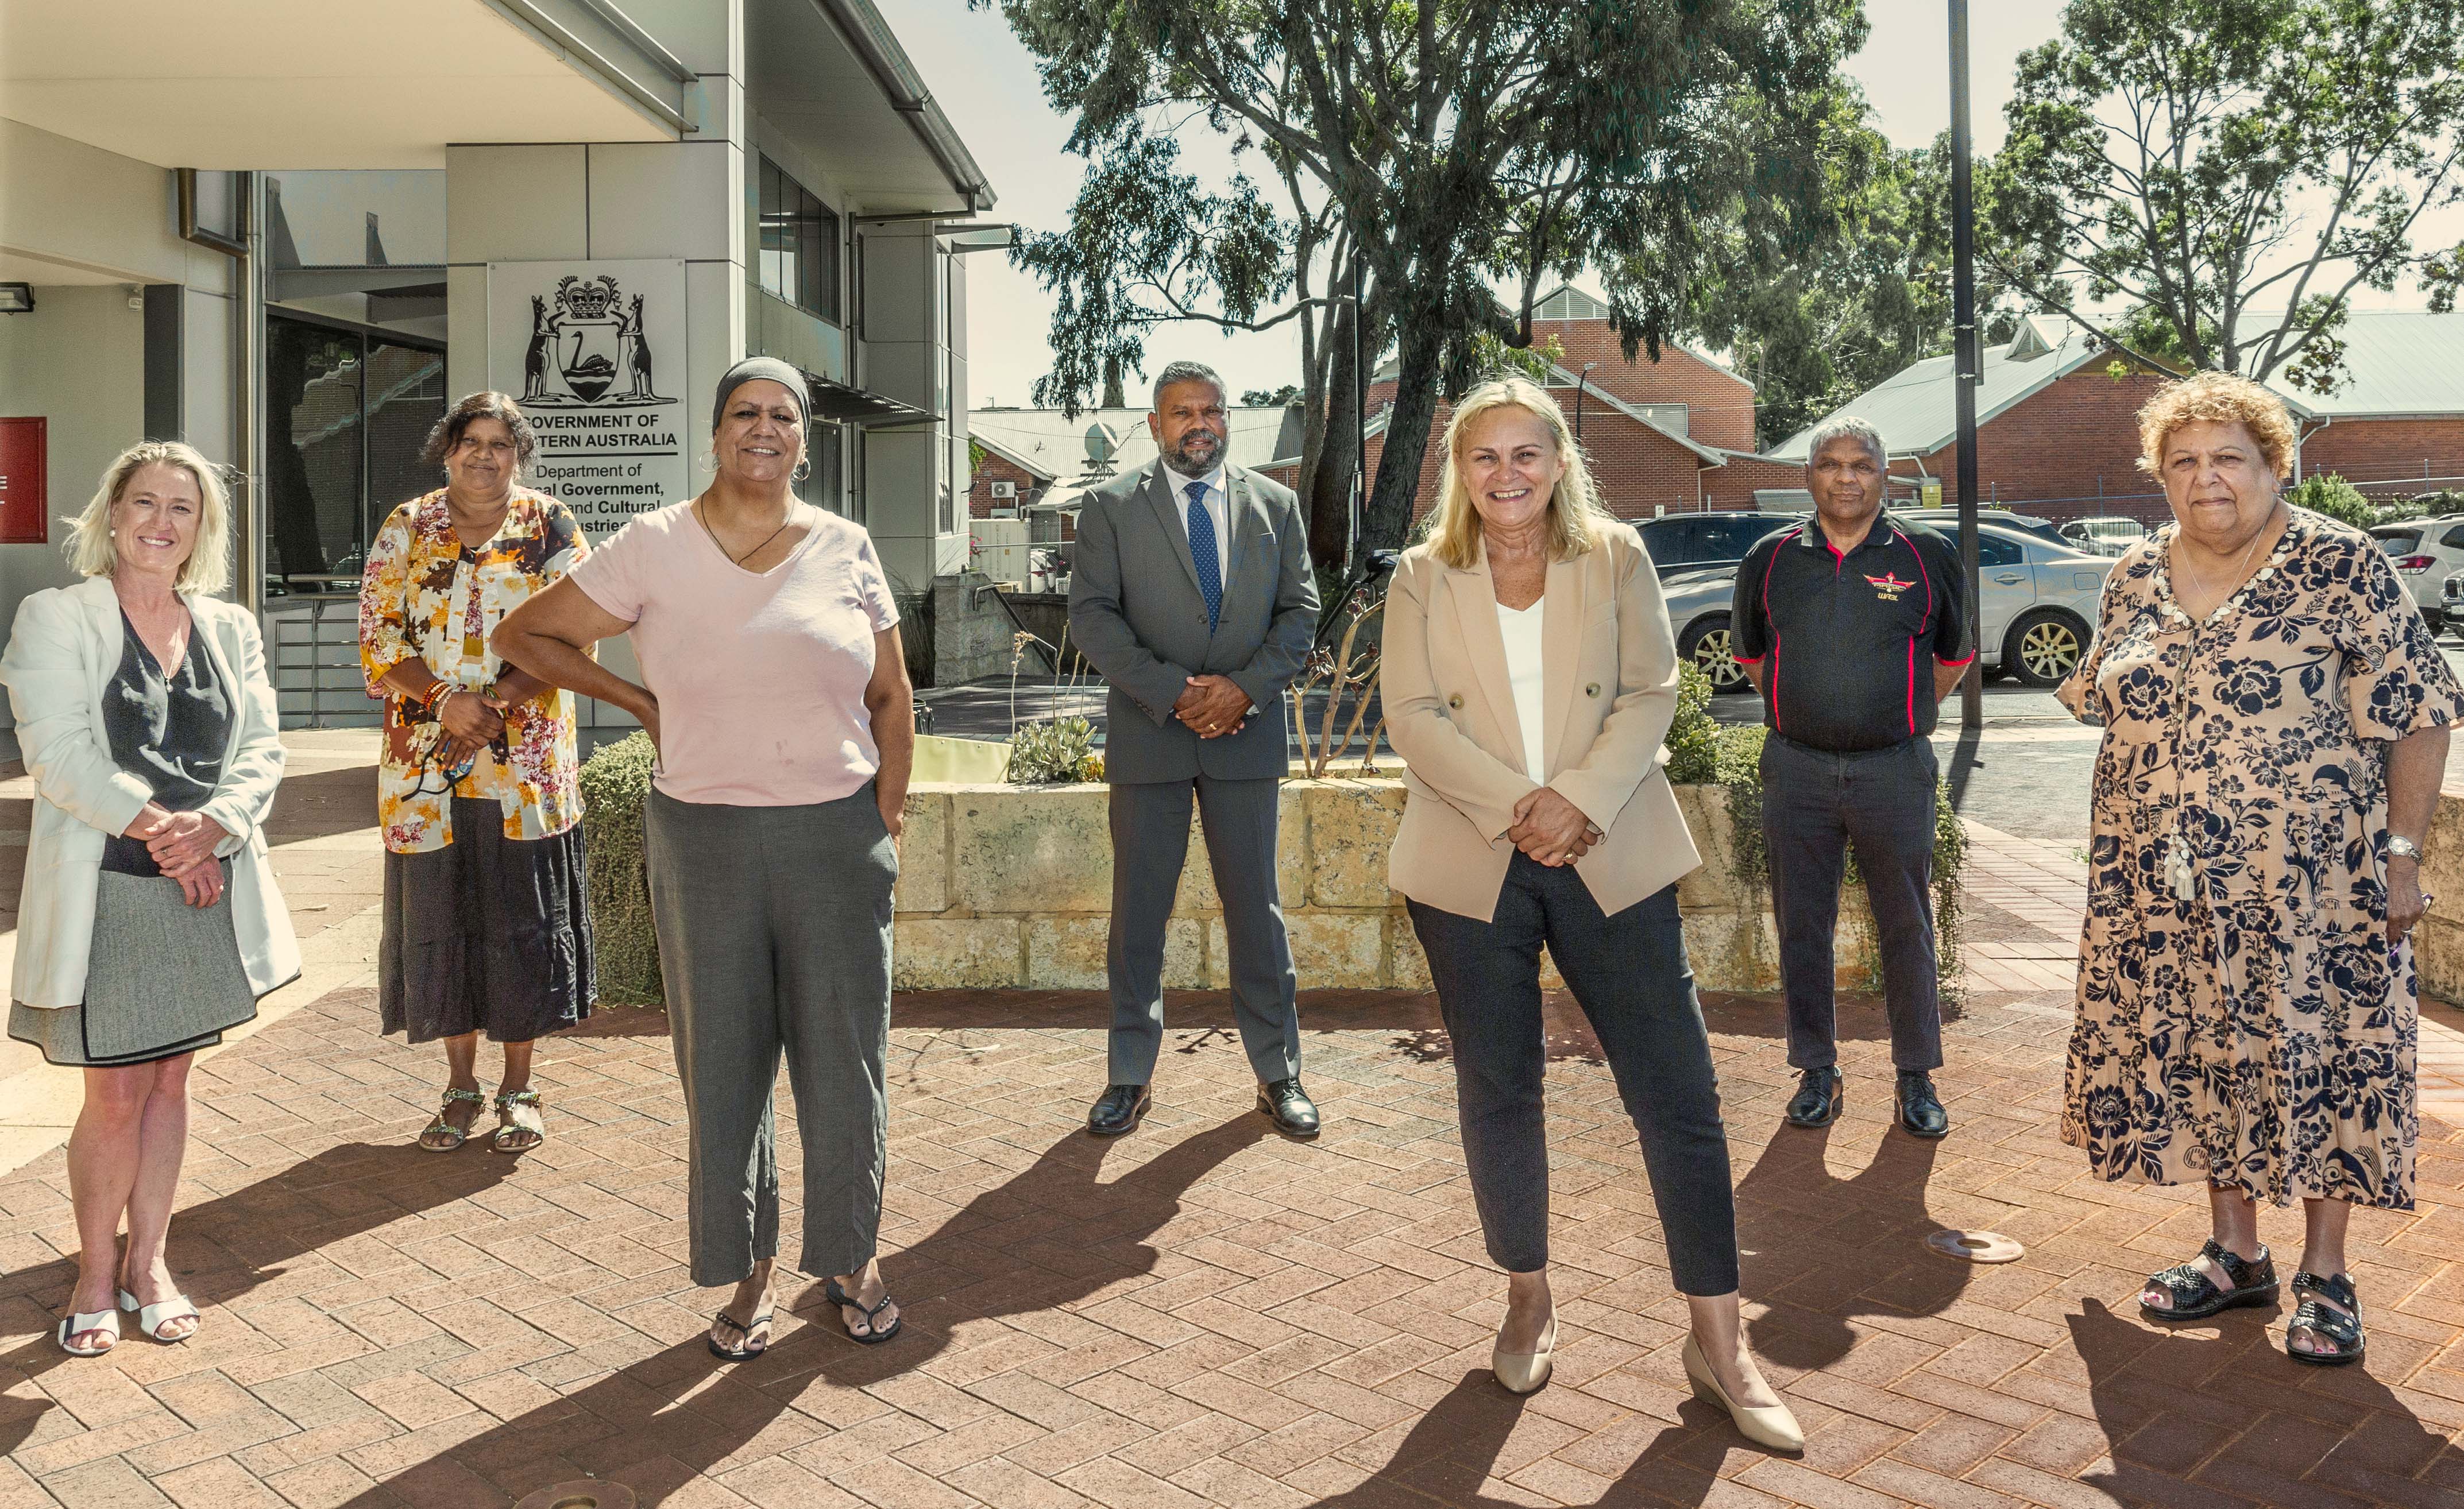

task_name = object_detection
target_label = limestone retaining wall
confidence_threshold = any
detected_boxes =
[2408,791,2464,1002]
[891,779,1884,993]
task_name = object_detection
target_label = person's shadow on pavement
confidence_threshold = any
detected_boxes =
[1732,1118,1960,1371]
[340,1115,1272,1506]
[0,1140,519,1461]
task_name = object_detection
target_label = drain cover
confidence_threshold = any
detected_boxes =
[1926,1229,2024,1264]
[515,1483,636,1509]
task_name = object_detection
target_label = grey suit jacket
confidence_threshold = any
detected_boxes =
[1068,461,1319,783]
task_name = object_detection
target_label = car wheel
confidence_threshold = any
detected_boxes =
[2003,608,2088,688]
[1678,614,1751,693]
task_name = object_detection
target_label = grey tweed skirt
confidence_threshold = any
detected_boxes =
[7,865,258,1067]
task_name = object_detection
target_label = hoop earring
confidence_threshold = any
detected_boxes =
[792,454,812,482]
[697,447,718,472]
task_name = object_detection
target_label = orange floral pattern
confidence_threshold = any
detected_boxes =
[359,489,589,854]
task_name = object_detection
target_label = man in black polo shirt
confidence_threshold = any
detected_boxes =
[1729,415,1968,1138]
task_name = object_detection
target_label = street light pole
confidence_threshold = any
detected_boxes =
[1949,0,1984,730]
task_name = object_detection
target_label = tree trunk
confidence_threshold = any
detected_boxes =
[1306,295,1362,570]
[1100,353,1126,410]
[1358,311,1445,560]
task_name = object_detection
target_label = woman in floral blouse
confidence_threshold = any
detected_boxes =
[2059,372,2461,1367]
[359,391,594,1155]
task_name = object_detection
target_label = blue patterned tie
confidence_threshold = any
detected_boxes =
[1185,480,1223,631]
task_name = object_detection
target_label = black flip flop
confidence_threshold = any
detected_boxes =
[824,1277,903,1345]
[706,1306,774,1361]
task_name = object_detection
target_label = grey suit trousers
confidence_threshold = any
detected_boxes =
[645,784,896,1286]
[1107,775,1301,1086]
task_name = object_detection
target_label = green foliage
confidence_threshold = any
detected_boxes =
[985,0,1871,555]
[1242,384,1301,407]
[1006,714,1100,784]
[2287,473,2377,528]
[2416,489,2464,518]
[1664,661,1721,785]
[1986,0,2464,389]
[577,732,663,1007]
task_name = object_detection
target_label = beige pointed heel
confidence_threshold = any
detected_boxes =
[1490,1315,1555,1395]
[1682,1333,1803,1453]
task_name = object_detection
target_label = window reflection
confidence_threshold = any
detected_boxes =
[265,314,445,597]
[760,156,840,322]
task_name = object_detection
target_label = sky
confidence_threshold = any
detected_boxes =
[909,1,2444,412]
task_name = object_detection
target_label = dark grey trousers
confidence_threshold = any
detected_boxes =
[1407,866,1739,1295]
[1759,733,1944,1073]
[645,784,897,1287]
[1106,775,1301,1086]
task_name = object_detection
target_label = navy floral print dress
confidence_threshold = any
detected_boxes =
[2057,507,2464,1210]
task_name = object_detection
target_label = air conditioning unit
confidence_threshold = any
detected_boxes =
[990,480,1016,499]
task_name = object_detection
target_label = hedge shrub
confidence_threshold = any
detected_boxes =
[578,732,664,1006]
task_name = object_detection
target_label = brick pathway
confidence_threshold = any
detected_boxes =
[5,864,2463,1506]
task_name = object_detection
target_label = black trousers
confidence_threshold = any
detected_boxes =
[1408,862,1739,1295]
[1759,733,1944,1073]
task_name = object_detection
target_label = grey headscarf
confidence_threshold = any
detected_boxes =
[711,356,810,432]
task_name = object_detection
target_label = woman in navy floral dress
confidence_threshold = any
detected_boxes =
[2059,372,2461,1367]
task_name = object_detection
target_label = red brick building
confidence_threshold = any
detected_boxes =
[1776,309,2464,523]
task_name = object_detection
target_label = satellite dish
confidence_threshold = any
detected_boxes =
[1084,422,1118,466]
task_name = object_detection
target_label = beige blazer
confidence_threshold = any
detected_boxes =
[1383,522,1701,922]
[1,576,300,1008]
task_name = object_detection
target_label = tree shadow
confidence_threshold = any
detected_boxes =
[338,1117,1270,1506]
[0,1141,517,1459]
[1732,1119,1960,1371]
[2066,1297,2464,1506]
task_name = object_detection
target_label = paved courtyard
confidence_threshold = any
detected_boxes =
[3,734,2463,1508]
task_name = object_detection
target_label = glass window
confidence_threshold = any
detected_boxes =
[1706,517,1779,558]
[2378,530,2423,554]
[800,423,845,516]
[265,314,444,595]
[1974,530,2023,567]
[2438,524,2464,550]
[759,156,839,322]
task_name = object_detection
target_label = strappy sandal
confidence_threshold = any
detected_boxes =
[56,1307,119,1356]
[706,1305,775,1362]
[2286,1271,2365,1366]
[491,1089,544,1154]
[2140,1237,2277,1321]
[419,1088,488,1151]
[824,1276,903,1345]
[117,1286,200,1342]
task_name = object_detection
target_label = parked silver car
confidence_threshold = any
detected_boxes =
[1663,522,2116,691]
[2370,520,2464,631]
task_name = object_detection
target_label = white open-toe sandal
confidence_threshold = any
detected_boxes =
[117,1287,200,1342]
[56,1307,120,1356]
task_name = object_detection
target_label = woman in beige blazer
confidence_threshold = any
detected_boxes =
[1385,379,1798,1450]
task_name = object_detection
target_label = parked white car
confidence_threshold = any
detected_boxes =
[2371,519,2464,632]
[1663,521,2117,692]
[2060,516,2149,556]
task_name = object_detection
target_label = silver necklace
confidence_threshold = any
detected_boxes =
[697,498,795,566]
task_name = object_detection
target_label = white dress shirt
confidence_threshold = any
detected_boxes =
[1161,463,1231,593]
[1496,597,1548,778]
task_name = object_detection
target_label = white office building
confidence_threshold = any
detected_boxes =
[0,0,999,749]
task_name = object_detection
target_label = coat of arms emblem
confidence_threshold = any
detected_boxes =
[522,275,669,407]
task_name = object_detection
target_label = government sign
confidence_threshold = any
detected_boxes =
[486,258,688,537]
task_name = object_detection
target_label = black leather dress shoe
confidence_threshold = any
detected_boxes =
[1785,1066,1843,1128]
[1087,1084,1152,1137]
[1257,1078,1320,1138]
[1897,1071,1949,1139]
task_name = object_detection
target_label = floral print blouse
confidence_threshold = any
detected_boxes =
[359,489,589,854]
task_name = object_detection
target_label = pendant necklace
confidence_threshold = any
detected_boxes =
[697,498,795,567]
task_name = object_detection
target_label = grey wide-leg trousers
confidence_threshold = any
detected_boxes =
[645,784,897,1287]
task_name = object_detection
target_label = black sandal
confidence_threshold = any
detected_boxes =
[706,1305,774,1361]
[2285,1272,2365,1367]
[2140,1238,2277,1321]
[824,1276,903,1345]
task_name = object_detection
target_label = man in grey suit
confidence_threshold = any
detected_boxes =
[1069,360,1323,1138]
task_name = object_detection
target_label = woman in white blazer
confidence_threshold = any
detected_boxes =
[1,442,299,1357]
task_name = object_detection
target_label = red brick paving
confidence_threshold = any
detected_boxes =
[3,825,2462,1506]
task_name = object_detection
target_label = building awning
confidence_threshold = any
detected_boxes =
[808,375,932,427]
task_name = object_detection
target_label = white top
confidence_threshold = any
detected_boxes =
[1496,597,1548,777]
[1160,463,1230,591]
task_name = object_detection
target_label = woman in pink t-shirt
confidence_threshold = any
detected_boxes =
[495,358,913,1361]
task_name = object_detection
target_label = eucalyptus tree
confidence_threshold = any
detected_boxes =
[987,0,1866,562]
[1987,0,2464,391]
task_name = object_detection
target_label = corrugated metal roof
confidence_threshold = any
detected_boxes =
[965,405,1300,485]
[2274,311,2464,418]
[1771,316,2108,461]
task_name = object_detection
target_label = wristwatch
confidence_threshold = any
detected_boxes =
[2388,834,2423,862]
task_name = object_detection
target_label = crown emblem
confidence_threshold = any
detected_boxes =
[555,274,621,320]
